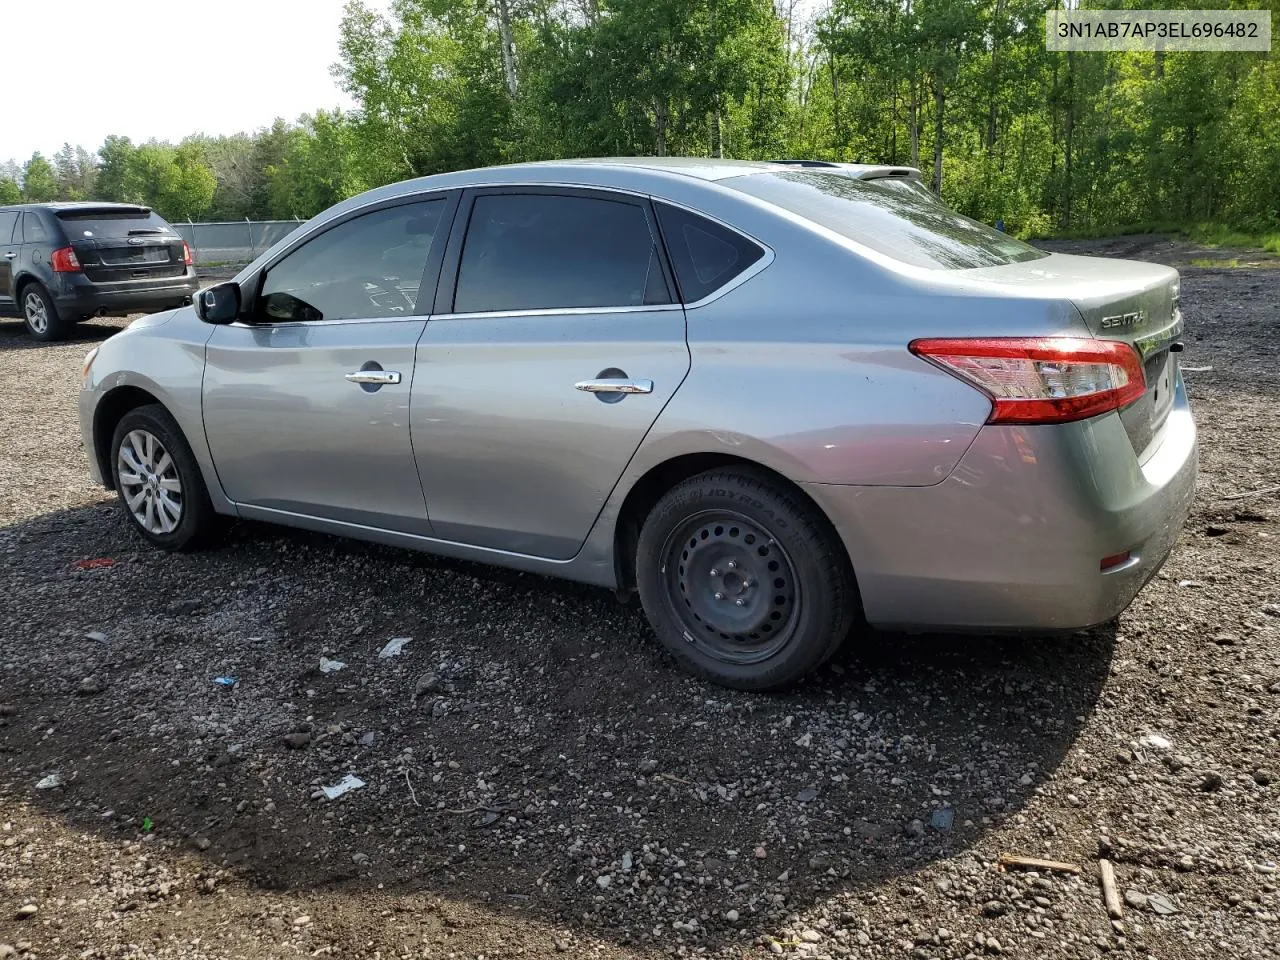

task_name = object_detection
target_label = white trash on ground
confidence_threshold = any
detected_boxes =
[319,657,346,673]
[377,637,412,659]
[322,774,366,800]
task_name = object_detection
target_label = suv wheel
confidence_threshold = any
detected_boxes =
[636,468,858,691]
[21,283,71,341]
[111,405,217,550]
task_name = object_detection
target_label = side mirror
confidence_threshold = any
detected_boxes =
[195,282,242,324]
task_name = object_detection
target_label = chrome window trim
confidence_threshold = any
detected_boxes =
[431,303,685,321]
[681,246,775,310]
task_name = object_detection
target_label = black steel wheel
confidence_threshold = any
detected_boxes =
[636,467,859,690]
[663,511,799,665]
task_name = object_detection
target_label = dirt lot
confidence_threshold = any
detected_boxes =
[1,238,1277,960]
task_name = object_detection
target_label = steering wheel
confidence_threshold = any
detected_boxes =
[357,276,416,313]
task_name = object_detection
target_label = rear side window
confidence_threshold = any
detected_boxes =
[55,207,175,240]
[454,193,670,313]
[21,213,48,244]
[727,171,1046,269]
[0,212,17,245]
[654,203,765,303]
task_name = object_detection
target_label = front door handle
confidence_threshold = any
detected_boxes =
[574,378,653,395]
[345,370,402,385]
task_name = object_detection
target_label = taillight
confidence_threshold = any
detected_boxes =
[50,246,81,272]
[181,241,193,266]
[909,337,1145,425]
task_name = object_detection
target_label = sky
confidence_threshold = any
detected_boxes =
[0,0,383,166]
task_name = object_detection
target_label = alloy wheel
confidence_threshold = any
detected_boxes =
[117,429,184,535]
[662,510,800,665]
[23,291,48,334]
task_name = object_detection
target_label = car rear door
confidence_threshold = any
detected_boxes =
[0,211,18,312]
[202,194,456,532]
[411,186,690,560]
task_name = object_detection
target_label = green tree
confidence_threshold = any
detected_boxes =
[96,136,136,202]
[0,178,20,204]
[21,154,59,202]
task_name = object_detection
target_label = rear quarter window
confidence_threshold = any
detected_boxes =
[55,207,176,240]
[22,213,49,244]
[654,203,765,303]
[727,171,1045,270]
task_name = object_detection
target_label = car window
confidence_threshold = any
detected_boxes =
[654,203,766,303]
[21,213,48,244]
[0,212,18,246]
[257,200,445,323]
[727,171,1046,269]
[54,207,175,239]
[453,193,670,313]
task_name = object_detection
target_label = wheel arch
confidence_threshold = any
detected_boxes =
[13,271,43,303]
[93,385,166,488]
[611,452,856,596]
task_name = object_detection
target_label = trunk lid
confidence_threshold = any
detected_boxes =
[953,253,1183,457]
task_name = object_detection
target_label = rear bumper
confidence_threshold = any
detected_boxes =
[805,377,1197,632]
[52,272,199,317]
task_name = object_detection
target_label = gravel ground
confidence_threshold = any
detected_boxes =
[1,240,1277,960]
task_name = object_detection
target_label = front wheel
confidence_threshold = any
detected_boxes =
[636,468,858,691]
[110,404,217,550]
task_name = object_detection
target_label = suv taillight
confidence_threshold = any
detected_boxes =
[909,337,1145,425]
[50,246,81,273]
[181,241,193,266]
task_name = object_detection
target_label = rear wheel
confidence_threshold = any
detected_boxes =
[21,283,72,341]
[636,468,858,691]
[110,405,216,550]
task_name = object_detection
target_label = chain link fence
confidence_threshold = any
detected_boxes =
[172,220,307,268]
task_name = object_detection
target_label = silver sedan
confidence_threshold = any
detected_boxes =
[78,159,1197,690]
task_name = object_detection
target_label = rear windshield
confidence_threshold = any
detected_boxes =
[55,207,175,240]
[727,171,1046,269]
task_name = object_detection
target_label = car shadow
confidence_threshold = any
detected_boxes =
[1,503,1115,953]
[0,315,129,350]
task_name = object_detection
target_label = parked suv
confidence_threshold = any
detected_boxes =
[0,203,199,341]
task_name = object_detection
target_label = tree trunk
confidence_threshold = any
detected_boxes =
[1063,51,1075,228]
[655,99,669,156]
[828,51,843,153]
[909,79,920,167]
[931,74,945,193]
[495,0,518,100]
[711,109,723,158]
[987,0,1006,155]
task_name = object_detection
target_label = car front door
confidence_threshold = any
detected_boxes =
[202,194,456,533]
[411,187,691,560]
[0,211,18,313]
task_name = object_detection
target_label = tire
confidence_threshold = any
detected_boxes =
[21,283,73,341]
[110,404,217,551]
[636,467,858,691]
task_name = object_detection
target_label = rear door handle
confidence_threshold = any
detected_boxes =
[3,252,15,260]
[345,370,402,385]
[574,378,653,395]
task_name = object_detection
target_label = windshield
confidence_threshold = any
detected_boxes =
[727,171,1045,270]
